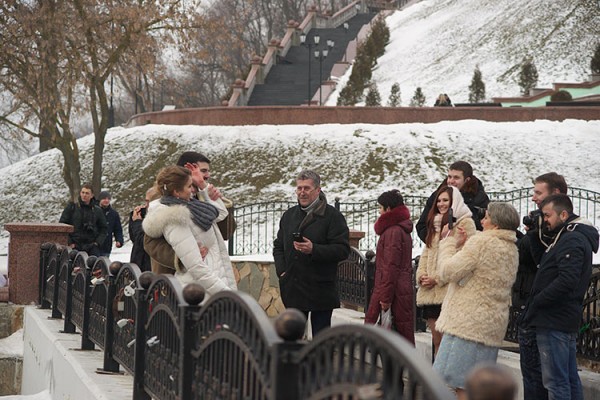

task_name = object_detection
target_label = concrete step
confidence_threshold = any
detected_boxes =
[248,13,377,106]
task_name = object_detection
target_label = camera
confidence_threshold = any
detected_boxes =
[473,206,486,220]
[292,232,304,242]
[523,209,542,229]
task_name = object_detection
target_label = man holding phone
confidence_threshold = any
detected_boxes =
[273,170,350,337]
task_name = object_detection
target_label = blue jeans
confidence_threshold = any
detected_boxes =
[536,328,582,400]
[518,327,547,400]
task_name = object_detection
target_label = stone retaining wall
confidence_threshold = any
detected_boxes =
[231,260,284,317]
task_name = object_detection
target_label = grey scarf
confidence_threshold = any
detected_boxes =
[160,196,218,231]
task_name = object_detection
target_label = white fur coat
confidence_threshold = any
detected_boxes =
[435,228,518,347]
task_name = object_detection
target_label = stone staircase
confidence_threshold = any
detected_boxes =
[248,12,376,106]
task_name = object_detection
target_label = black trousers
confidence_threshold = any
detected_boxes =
[302,310,333,337]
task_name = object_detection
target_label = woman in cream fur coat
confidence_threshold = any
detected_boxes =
[432,202,519,398]
[416,186,476,357]
[143,166,236,298]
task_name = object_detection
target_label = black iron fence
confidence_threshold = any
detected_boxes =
[229,187,600,256]
[38,242,454,400]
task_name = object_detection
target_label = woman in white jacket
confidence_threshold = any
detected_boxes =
[433,202,519,398]
[416,186,476,357]
[142,166,236,298]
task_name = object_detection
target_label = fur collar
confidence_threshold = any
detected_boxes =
[374,205,411,235]
[142,201,192,238]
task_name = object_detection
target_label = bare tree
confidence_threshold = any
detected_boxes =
[0,0,200,199]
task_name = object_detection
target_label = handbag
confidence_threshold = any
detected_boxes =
[377,308,393,330]
[216,197,237,240]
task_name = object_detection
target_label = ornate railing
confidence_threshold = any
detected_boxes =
[37,243,454,400]
[229,187,600,256]
[336,247,374,311]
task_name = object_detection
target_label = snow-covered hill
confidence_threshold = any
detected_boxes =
[329,0,600,105]
[1,119,599,248]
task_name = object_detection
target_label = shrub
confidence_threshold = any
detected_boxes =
[388,83,401,107]
[468,65,486,103]
[550,90,572,102]
[410,87,426,107]
[519,58,539,96]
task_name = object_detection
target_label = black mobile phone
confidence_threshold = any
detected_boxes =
[448,208,454,230]
[292,232,304,242]
[140,207,147,218]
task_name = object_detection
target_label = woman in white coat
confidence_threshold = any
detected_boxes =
[432,202,520,399]
[143,166,236,298]
[416,186,476,357]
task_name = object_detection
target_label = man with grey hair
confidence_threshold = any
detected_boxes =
[273,170,350,337]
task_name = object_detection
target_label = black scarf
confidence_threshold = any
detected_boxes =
[160,196,218,232]
[298,191,328,232]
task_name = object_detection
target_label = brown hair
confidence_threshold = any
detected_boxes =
[155,166,191,197]
[425,186,453,247]
[81,183,94,193]
[534,172,567,195]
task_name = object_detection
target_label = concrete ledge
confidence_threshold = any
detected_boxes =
[22,307,133,399]
[331,307,600,400]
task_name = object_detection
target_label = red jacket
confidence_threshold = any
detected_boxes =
[365,205,415,344]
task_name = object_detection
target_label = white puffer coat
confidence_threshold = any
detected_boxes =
[143,193,237,298]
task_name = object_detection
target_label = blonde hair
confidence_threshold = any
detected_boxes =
[155,166,191,197]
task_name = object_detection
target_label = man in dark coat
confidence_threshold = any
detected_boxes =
[128,188,157,272]
[98,191,124,257]
[273,170,350,337]
[416,160,489,241]
[514,172,567,400]
[59,183,107,257]
[519,194,598,400]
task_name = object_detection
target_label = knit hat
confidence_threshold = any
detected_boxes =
[98,191,111,200]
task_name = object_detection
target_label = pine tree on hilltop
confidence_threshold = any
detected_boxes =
[468,65,486,103]
[592,43,600,74]
[365,84,382,106]
[410,87,426,107]
[519,58,539,96]
[388,83,401,107]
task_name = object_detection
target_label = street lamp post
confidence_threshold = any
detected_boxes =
[314,40,334,106]
[300,33,320,106]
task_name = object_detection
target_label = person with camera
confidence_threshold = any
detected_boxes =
[515,172,567,400]
[416,161,489,242]
[273,170,350,337]
[518,194,598,400]
[128,187,159,272]
[59,183,108,257]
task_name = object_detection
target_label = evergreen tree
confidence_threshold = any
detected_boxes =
[518,59,539,96]
[410,87,426,107]
[365,84,382,106]
[337,85,357,106]
[591,43,600,74]
[388,83,401,107]
[468,65,486,103]
[550,90,572,102]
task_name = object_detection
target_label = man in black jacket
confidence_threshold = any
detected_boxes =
[98,191,123,257]
[515,172,567,400]
[416,160,489,242]
[273,170,350,337]
[519,194,598,400]
[59,183,107,257]
[129,188,158,272]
